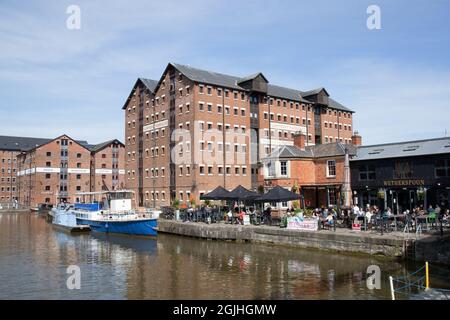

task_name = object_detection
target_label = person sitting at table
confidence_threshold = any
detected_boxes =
[365,209,373,225]
[443,210,450,226]
[322,207,329,219]
[435,205,441,216]
[238,208,245,225]
[386,207,394,217]
[323,212,334,229]
[352,204,361,216]
[428,205,435,214]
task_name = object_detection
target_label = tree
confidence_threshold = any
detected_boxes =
[172,198,180,210]
[257,185,264,194]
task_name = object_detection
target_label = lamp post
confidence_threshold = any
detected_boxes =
[342,146,352,208]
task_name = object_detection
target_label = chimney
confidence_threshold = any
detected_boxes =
[352,131,362,146]
[293,133,307,150]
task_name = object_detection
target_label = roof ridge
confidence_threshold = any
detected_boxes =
[172,62,243,79]
[360,136,450,149]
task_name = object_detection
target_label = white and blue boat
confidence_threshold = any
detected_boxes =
[51,203,91,233]
[73,190,158,237]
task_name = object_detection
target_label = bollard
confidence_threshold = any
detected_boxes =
[389,276,395,300]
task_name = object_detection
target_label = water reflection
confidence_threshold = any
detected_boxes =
[0,211,434,300]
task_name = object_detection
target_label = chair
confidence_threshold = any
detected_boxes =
[428,212,437,229]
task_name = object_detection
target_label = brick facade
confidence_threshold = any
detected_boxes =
[124,63,356,208]
[0,150,18,203]
[17,135,91,207]
[90,140,126,193]
[262,134,358,209]
[0,135,126,208]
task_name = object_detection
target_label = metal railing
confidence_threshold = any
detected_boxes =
[0,202,29,210]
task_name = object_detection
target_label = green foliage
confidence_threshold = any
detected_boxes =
[257,185,265,194]
[172,198,180,209]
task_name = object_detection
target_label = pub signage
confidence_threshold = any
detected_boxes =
[383,179,425,187]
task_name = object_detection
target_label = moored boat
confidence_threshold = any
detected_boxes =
[73,190,158,237]
[51,203,91,233]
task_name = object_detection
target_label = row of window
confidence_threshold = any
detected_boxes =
[263,129,312,141]
[127,103,352,131]
[263,112,311,125]
[43,185,84,192]
[46,151,84,158]
[1,158,17,163]
[324,137,353,144]
[145,191,166,202]
[323,122,352,131]
[266,160,336,178]
[43,162,85,168]
[0,177,16,183]
[0,187,16,192]
[324,109,352,118]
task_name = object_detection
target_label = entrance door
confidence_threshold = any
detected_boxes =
[395,189,416,214]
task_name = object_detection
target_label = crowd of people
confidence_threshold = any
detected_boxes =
[174,201,450,232]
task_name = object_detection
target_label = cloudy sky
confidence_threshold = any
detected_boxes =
[1,0,449,145]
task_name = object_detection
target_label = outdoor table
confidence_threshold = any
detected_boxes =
[355,215,368,230]
[415,214,429,231]
[394,214,405,231]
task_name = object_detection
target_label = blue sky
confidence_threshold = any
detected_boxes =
[0,0,449,145]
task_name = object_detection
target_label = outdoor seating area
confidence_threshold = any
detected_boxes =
[161,185,450,236]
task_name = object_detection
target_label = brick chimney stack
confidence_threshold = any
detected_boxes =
[351,131,362,146]
[293,133,307,150]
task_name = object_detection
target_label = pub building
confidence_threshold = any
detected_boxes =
[350,137,450,214]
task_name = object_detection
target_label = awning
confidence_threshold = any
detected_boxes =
[200,186,232,200]
[228,185,260,201]
[254,185,301,203]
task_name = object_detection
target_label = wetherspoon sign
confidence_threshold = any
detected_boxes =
[383,179,425,187]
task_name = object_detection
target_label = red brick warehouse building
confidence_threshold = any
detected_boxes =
[0,136,52,204]
[262,133,361,210]
[13,134,125,208]
[123,63,356,208]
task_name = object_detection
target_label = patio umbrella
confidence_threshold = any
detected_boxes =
[254,185,301,203]
[200,186,232,200]
[228,185,260,202]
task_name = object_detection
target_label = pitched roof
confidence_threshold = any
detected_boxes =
[88,139,124,153]
[265,145,312,159]
[140,78,158,92]
[0,135,52,152]
[301,87,328,97]
[0,135,88,152]
[309,142,357,158]
[265,142,356,160]
[352,137,450,162]
[237,72,268,84]
[121,78,159,110]
[267,84,312,104]
[168,63,351,111]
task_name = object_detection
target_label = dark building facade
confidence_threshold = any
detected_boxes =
[350,137,450,213]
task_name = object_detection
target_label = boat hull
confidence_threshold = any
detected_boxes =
[52,223,91,233]
[76,218,158,236]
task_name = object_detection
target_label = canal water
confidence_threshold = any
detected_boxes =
[0,211,447,300]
